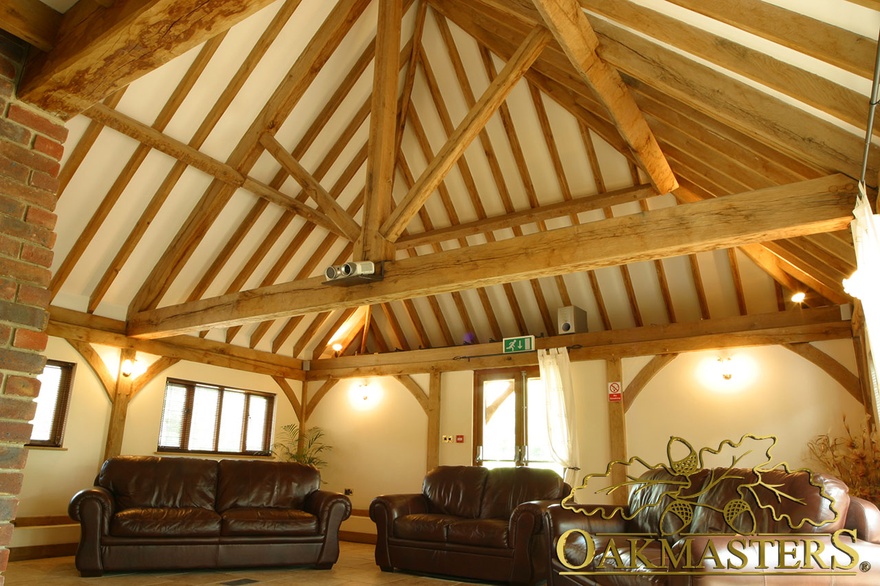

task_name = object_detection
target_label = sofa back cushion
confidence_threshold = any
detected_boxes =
[627,467,710,541]
[689,468,850,535]
[423,466,489,518]
[480,467,565,519]
[216,459,320,511]
[97,455,218,510]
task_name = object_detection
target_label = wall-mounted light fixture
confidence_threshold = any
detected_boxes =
[717,356,733,380]
[121,359,135,378]
[696,352,758,393]
[349,379,382,410]
[791,291,806,304]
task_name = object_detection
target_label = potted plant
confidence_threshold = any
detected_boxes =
[807,415,880,507]
[273,423,332,469]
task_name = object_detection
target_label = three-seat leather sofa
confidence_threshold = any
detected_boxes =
[370,465,569,585]
[545,466,880,585]
[68,455,351,576]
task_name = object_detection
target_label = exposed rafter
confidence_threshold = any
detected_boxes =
[17,0,280,118]
[5,0,869,372]
[127,176,856,339]
[530,0,677,193]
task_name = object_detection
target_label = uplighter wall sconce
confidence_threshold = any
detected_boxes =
[349,380,382,410]
[718,356,733,380]
[121,359,135,378]
[697,352,756,393]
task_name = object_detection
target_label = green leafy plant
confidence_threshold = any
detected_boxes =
[808,415,880,506]
[272,424,332,469]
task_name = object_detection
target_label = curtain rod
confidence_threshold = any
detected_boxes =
[859,25,880,186]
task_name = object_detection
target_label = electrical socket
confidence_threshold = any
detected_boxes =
[344,488,353,495]
[442,434,453,443]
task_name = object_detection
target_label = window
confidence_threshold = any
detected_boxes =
[28,360,75,447]
[473,368,561,475]
[158,379,274,456]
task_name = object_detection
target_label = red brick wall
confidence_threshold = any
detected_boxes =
[0,31,66,582]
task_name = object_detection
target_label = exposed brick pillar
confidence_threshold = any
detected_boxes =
[0,31,67,583]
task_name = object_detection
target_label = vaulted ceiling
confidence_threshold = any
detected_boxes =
[4,0,877,373]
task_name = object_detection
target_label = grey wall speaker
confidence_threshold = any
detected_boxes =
[557,305,587,334]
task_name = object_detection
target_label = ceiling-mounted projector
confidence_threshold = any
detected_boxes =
[323,261,382,286]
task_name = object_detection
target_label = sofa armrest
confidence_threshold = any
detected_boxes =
[543,502,627,577]
[507,500,560,586]
[304,489,352,533]
[369,493,429,523]
[68,487,114,535]
[847,496,880,545]
[302,489,351,569]
[68,487,114,577]
[545,503,627,537]
[370,494,429,571]
[510,500,557,547]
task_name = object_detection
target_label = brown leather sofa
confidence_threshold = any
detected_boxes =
[545,466,880,585]
[370,465,568,585]
[68,455,351,577]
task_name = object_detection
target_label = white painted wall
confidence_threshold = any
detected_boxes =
[18,337,111,519]
[625,342,864,472]
[308,375,429,510]
[14,336,866,548]
[120,359,295,457]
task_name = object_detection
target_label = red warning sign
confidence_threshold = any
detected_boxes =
[608,381,622,402]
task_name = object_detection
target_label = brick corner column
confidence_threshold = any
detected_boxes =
[0,30,67,582]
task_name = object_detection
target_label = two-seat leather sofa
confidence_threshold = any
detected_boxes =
[545,466,880,585]
[370,465,568,585]
[67,455,351,576]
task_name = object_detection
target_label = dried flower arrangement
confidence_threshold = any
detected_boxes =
[807,415,880,506]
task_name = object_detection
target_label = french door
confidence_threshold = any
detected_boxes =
[473,368,559,473]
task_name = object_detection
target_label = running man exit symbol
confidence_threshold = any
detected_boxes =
[502,335,535,353]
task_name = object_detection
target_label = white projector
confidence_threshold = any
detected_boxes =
[324,261,376,282]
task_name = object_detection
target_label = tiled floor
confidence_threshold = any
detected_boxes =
[3,542,490,585]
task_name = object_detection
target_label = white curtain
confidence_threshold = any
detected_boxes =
[843,182,880,419]
[538,347,579,486]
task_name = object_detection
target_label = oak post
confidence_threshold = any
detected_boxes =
[606,357,627,505]
[103,348,137,461]
[427,371,442,471]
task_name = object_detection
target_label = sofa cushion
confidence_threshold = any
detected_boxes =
[216,460,320,511]
[447,518,509,548]
[220,507,318,536]
[395,513,455,542]
[689,468,849,535]
[480,466,564,519]
[423,466,488,518]
[111,507,221,537]
[627,467,710,541]
[98,456,218,510]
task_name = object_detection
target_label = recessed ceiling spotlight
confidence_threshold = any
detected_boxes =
[791,292,806,303]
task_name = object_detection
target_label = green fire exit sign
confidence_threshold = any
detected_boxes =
[502,335,535,353]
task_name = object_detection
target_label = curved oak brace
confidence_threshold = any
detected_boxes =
[130,356,180,398]
[623,354,679,412]
[393,375,429,412]
[273,376,303,422]
[784,343,863,405]
[305,378,339,421]
[68,340,115,401]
